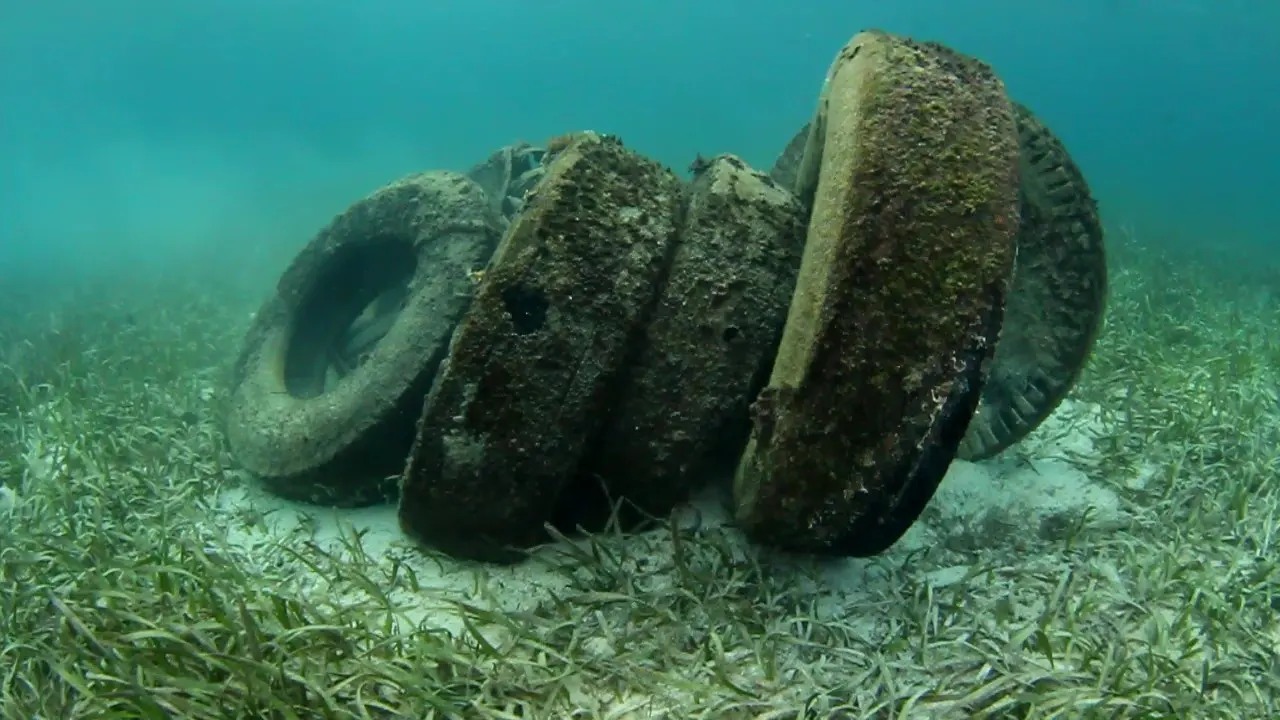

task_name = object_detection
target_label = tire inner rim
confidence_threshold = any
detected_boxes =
[283,236,417,399]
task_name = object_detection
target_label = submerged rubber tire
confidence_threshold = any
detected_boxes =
[777,104,1108,463]
[226,172,503,507]
[768,121,811,195]
[399,133,685,562]
[958,104,1108,460]
[568,154,807,528]
[732,31,1022,556]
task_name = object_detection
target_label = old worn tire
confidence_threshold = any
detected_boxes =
[732,31,1022,556]
[226,172,503,506]
[775,103,1108,462]
[567,154,807,529]
[957,104,1107,460]
[768,121,811,194]
[398,133,685,562]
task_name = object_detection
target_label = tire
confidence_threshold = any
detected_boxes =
[225,172,503,507]
[566,154,807,530]
[732,31,1022,556]
[398,133,686,562]
[957,104,1108,460]
[773,103,1109,462]
[768,122,811,193]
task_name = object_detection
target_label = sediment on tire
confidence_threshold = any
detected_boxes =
[566,154,807,529]
[733,31,1022,556]
[398,133,685,562]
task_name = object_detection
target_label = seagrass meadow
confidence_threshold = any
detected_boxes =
[1,227,1278,718]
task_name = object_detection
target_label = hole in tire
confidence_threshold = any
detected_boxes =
[501,284,549,335]
[284,236,417,398]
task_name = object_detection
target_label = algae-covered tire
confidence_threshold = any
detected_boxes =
[958,104,1107,460]
[570,154,807,528]
[733,31,1022,556]
[226,172,503,507]
[399,133,684,562]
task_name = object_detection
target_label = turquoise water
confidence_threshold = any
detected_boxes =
[2,1,1275,283]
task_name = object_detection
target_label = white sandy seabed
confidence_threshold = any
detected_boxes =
[212,399,1137,634]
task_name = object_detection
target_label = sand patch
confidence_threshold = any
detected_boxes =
[210,400,1126,631]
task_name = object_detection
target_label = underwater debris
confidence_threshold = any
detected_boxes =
[224,171,504,507]
[958,103,1108,461]
[224,30,1105,565]
[733,30,1020,556]
[768,104,1106,467]
[400,132,686,562]
[573,153,806,531]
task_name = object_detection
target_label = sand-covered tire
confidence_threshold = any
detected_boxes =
[568,154,807,528]
[732,31,1022,556]
[958,104,1107,460]
[398,133,685,562]
[226,172,503,507]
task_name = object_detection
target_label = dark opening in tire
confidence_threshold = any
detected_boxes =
[283,237,417,399]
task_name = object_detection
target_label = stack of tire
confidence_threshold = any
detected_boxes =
[225,31,1106,563]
